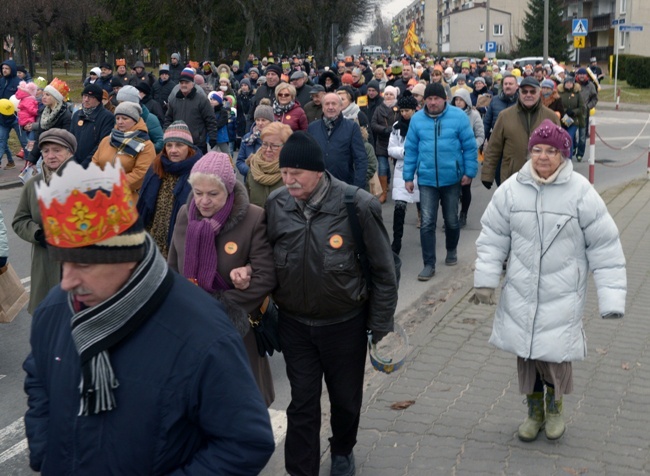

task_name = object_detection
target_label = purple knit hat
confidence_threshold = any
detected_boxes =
[528,119,572,158]
[191,152,236,193]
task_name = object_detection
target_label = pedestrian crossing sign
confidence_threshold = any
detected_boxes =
[572,19,588,36]
[574,36,585,49]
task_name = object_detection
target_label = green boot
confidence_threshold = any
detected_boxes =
[518,392,545,442]
[545,387,565,440]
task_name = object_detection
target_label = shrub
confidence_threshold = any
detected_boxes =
[625,57,650,88]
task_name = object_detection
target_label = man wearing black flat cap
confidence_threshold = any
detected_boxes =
[69,83,115,167]
[482,76,560,188]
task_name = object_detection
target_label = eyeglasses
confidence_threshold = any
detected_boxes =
[520,88,538,96]
[531,147,559,157]
[277,93,292,98]
[261,142,283,151]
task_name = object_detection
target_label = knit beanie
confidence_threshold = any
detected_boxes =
[337,85,356,102]
[111,77,124,89]
[163,121,194,147]
[424,83,447,100]
[265,64,282,77]
[279,131,325,172]
[191,152,236,194]
[254,99,275,122]
[249,67,260,76]
[456,73,467,82]
[116,85,141,104]
[412,83,426,97]
[397,93,418,110]
[82,84,104,101]
[240,78,252,89]
[341,73,354,85]
[171,53,181,61]
[135,81,151,95]
[383,85,399,98]
[541,79,556,89]
[208,91,224,105]
[528,119,572,158]
[179,68,195,82]
[114,102,142,122]
[367,79,380,92]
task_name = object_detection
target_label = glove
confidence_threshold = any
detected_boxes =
[482,180,493,190]
[0,256,7,269]
[602,313,623,319]
[469,287,496,305]
[34,229,47,248]
[208,139,217,150]
[370,330,389,345]
[566,109,575,118]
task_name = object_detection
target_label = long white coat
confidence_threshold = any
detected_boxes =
[475,160,626,363]
[388,123,419,203]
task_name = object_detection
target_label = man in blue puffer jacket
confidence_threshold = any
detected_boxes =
[403,82,478,281]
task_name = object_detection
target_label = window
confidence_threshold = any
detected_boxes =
[619,30,626,49]
[479,43,484,51]
[480,23,484,32]
[620,0,627,14]
[493,24,503,36]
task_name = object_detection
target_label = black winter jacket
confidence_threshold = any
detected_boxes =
[265,173,397,331]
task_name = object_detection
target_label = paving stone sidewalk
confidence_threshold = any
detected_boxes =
[344,178,650,476]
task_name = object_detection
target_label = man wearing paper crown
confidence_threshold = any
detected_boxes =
[23,159,274,474]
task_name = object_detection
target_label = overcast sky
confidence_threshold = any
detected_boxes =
[350,0,405,45]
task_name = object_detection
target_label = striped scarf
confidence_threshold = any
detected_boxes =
[70,234,173,415]
[109,129,150,158]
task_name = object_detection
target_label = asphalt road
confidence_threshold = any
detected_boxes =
[1,107,648,473]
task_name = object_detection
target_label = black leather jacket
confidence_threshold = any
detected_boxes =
[265,173,397,332]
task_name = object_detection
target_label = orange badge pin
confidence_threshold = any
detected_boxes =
[77,120,84,126]
[329,234,343,249]
[224,242,238,254]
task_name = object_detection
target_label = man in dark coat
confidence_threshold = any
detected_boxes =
[248,63,282,125]
[163,68,218,153]
[290,70,313,108]
[69,84,114,167]
[307,92,368,188]
[24,159,274,475]
[168,53,184,83]
[266,131,397,476]
[152,63,176,113]
[95,62,114,94]
[135,81,165,124]
[0,59,27,166]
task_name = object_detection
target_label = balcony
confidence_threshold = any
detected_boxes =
[592,13,612,31]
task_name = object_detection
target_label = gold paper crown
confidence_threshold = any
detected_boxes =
[36,160,138,249]
[116,58,126,66]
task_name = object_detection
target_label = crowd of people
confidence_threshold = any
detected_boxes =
[0,49,622,476]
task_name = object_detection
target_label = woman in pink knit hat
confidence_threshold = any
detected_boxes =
[168,151,276,407]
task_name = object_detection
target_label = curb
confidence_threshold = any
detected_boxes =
[0,180,23,191]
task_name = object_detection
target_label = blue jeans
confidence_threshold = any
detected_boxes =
[566,124,578,158]
[0,120,27,163]
[377,155,391,181]
[419,182,461,267]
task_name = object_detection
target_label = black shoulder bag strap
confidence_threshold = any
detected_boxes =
[344,184,373,289]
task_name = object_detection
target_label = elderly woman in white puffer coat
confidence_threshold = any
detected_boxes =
[471,119,626,443]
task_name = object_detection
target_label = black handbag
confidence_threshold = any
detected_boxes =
[249,296,282,357]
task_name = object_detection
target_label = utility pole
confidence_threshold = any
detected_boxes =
[486,0,490,51]
[543,0,549,63]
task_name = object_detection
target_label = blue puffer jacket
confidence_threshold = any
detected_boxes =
[308,115,368,188]
[236,129,262,179]
[0,59,20,99]
[141,105,164,153]
[24,270,274,475]
[403,105,478,188]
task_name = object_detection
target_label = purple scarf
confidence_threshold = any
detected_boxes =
[183,192,235,293]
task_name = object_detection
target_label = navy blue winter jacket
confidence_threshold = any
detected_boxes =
[307,115,368,188]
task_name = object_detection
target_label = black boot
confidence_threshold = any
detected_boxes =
[459,212,467,228]
[392,201,407,255]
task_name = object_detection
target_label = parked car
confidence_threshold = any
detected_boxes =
[497,59,513,71]
[512,56,556,68]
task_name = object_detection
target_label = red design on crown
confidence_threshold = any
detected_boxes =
[36,161,138,248]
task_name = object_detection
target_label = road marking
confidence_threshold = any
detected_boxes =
[269,409,287,445]
[0,411,287,465]
[0,439,27,465]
